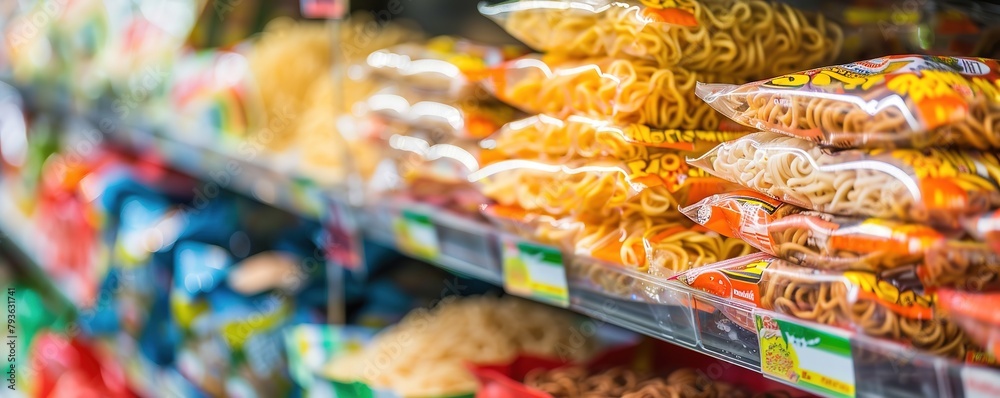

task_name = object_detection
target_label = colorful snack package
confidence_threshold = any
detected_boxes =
[481,114,751,164]
[697,55,1000,149]
[681,189,1000,290]
[688,132,1000,226]
[675,253,988,361]
[479,0,843,80]
[482,54,740,130]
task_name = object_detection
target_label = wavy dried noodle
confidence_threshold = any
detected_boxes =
[717,83,1000,149]
[759,261,973,358]
[550,212,754,296]
[525,366,748,398]
[501,56,733,130]
[499,0,842,80]
[694,132,1000,223]
[246,16,415,151]
[324,296,590,397]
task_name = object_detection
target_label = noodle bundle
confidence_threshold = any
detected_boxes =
[480,0,843,80]
[483,114,750,164]
[689,132,1000,226]
[678,254,989,360]
[697,55,1000,149]
[682,189,1000,290]
[323,296,591,397]
[485,55,737,130]
[525,366,749,398]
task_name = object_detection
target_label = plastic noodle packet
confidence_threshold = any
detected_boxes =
[483,54,740,130]
[689,132,1000,226]
[479,0,843,80]
[470,157,731,220]
[482,114,751,164]
[364,36,528,100]
[681,189,1000,290]
[697,55,1000,149]
[360,88,523,141]
[963,208,1000,254]
[938,289,1000,361]
[675,253,983,360]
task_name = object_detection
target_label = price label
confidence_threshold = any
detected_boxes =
[962,365,1000,398]
[394,210,440,260]
[500,237,569,308]
[755,312,856,398]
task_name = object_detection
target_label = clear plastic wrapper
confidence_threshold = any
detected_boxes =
[682,189,1000,290]
[360,88,523,142]
[481,114,750,164]
[479,0,843,80]
[470,158,730,220]
[697,55,1000,149]
[676,253,989,361]
[938,289,1000,361]
[364,36,527,100]
[689,132,1000,226]
[483,55,743,130]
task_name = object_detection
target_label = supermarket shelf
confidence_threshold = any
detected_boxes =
[92,123,1000,398]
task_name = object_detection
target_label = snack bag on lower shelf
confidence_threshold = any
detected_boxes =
[696,55,1000,149]
[478,0,843,81]
[481,114,751,165]
[688,132,1000,227]
[682,189,1000,290]
[675,253,994,362]
[319,296,596,398]
[482,54,744,131]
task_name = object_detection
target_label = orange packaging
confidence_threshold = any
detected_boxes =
[674,253,992,361]
[697,55,1000,149]
[682,190,1000,290]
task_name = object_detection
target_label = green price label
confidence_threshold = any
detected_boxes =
[394,210,440,260]
[755,312,856,398]
[501,238,569,308]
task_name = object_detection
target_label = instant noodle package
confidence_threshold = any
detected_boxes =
[697,55,1000,149]
[675,253,990,361]
[479,0,844,81]
[682,189,1000,291]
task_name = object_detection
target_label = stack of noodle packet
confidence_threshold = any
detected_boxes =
[470,0,848,299]
[678,54,1000,364]
[350,37,528,218]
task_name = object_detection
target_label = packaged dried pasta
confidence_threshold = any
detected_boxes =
[482,114,751,164]
[470,158,729,220]
[483,55,743,130]
[689,132,1000,226]
[364,36,528,100]
[676,253,987,360]
[360,88,524,141]
[682,189,1000,290]
[479,0,843,80]
[697,55,1000,149]
[938,289,1000,361]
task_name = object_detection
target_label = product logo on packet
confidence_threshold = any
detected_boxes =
[842,270,935,320]
[681,259,771,306]
[624,151,712,192]
[638,0,698,26]
[620,124,749,150]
